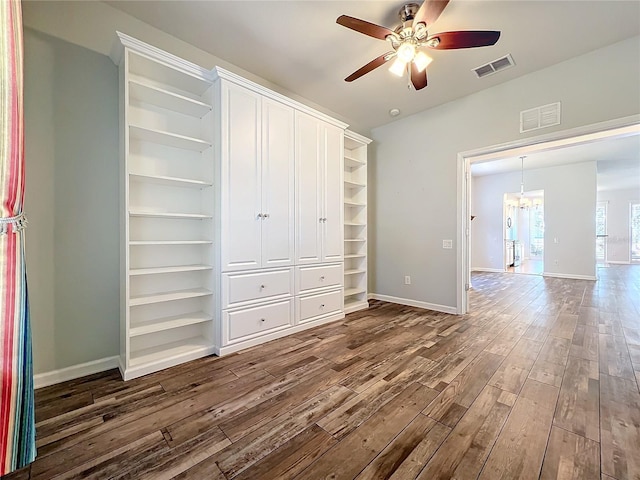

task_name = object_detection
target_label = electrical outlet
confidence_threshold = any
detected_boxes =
[443,239,453,249]
[404,276,411,285]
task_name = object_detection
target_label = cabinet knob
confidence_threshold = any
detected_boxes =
[320,304,325,308]
[257,213,263,219]
[324,217,328,222]
[260,318,266,323]
[319,217,323,223]
[263,213,269,218]
[260,284,265,289]
[320,276,325,281]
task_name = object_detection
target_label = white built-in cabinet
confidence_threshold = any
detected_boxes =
[111,33,216,380]
[219,83,295,272]
[295,112,344,265]
[343,131,372,313]
[113,33,365,378]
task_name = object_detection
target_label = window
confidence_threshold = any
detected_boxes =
[530,205,544,258]
[632,203,640,262]
[596,202,607,261]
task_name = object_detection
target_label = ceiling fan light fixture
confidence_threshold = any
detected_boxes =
[414,51,432,72]
[389,58,407,77]
[397,42,416,63]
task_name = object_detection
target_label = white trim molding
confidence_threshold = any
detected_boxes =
[34,356,120,389]
[542,272,597,281]
[605,260,631,265]
[471,267,506,273]
[369,293,457,315]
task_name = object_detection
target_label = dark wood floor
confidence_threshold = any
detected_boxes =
[4,265,640,480]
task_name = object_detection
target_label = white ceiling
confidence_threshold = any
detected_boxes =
[471,133,640,191]
[105,0,640,133]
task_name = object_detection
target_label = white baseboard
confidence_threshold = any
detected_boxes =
[542,272,597,281]
[605,260,630,265]
[471,267,505,273]
[368,293,457,315]
[34,356,120,389]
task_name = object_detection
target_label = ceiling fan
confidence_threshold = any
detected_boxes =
[337,0,500,90]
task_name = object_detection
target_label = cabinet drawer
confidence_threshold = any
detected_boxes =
[225,299,293,344]
[223,268,293,308]
[298,289,343,323]
[296,263,342,293]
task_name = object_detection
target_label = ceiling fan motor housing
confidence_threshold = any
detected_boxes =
[399,3,421,23]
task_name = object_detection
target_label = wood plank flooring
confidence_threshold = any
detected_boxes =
[3,265,640,480]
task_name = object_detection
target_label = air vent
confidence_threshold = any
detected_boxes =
[520,102,561,133]
[472,54,515,78]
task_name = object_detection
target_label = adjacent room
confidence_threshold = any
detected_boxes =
[1,0,639,479]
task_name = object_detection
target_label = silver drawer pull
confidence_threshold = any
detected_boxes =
[257,213,263,219]
[263,213,269,218]
[260,284,265,290]
[320,304,325,308]
[320,276,325,281]
[260,318,266,322]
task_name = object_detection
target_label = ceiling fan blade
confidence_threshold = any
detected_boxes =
[345,52,395,82]
[427,30,501,49]
[337,15,395,40]
[410,62,428,90]
[413,0,450,27]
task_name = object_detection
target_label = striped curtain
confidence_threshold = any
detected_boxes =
[0,0,36,475]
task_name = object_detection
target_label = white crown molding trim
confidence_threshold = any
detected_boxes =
[345,129,372,145]
[34,356,120,389]
[542,272,597,281]
[369,293,457,315]
[471,267,506,273]
[111,31,212,81]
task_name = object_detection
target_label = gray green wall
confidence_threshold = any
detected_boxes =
[370,36,640,308]
[24,29,120,373]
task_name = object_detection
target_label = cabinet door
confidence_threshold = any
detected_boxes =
[221,82,262,271]
[322,124,344,262]
[295,112,323,264]
[261,99,295,268]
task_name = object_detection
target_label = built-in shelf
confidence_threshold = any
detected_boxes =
[343,131,371,314]
[129,210,211,219]
[129,125,211,152]
[130,288,212,306]
[129,173,212,189]
[130,240,213,246]
[344,155,365,168]
[129,264,212,276]
[344,179,366,188]
[129,336,210,367]
[344,298,369,314]
[118,35,216,381]
[128,52,211,97]
[344,287,366,297]
[345,269,366,275]
[129,80,212,118]
[130,313,212,337]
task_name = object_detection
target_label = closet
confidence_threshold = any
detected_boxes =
[112,33,368,379]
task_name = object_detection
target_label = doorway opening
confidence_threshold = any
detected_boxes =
[457,116,640,314]
[504,191,544,275]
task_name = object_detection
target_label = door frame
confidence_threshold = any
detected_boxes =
[456,114,640,314]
